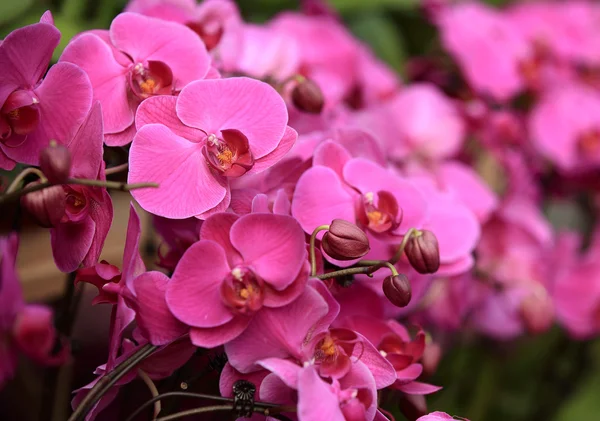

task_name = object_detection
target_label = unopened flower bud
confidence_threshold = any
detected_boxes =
[292,77,324,114]
[520,290,554,335]
[20,182,66,228]
[322,219,370,260]
[405,230,440,274]
[382,274,412,308]
[39,141,71,184]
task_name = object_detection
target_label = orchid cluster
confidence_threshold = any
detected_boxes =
[2,0,600,420]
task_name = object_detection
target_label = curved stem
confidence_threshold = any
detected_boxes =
[0,177,158,206]
[105,163,129,176]
[309,224,330,277]
[315,266,373,280]
[389,228,420,265]
[155,405,233,421]
[68,344,158,421]
[138,369,161,419]
[5,167,46,194]
[358,260,399,276]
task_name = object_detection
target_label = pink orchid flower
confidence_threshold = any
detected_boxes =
[1,234,69,390]
[129,77,297,219]
[50,103,114,272]
[342,316,441,396]
[0,12,93,167]
[529,82,600,172]
[356,84,464,163]
[60,12,212,146]
[417,412,469,421]
[225,281,396,388]
[152,215,200,271]
[125,0,241,52]
[437,2,531,101]
[292,143,428,243]
[166,212,309,347]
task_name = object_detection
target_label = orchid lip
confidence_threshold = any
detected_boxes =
[128,60,174,100]
[220,266,265,315]
[203,129,255,177]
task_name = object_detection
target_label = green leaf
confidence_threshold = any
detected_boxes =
[0,0,34,26]
[347,12,406,71]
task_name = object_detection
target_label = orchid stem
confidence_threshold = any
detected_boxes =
[0,178,158,206]
[105,163,129,176]
[389,228,420,265]
[357,260,399,276]
[5,167,46,194]
[68,344,159,421]
[315,266,374,280]
[138,369,161,419]
[309,225,330,276]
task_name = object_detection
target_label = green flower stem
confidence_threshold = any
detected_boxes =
[389,227,420,264]
[309,224,330,276]
[5,167,46,194]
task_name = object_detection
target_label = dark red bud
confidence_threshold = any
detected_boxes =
[322,219,370,261]
[292,78,324,114]
[20,181,66,228]
[382,274,412,308]
[39,141,71,184]
[405,230,440,274]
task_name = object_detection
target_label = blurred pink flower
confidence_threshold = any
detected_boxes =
[438,2,531,101]
[529,82,600,172]
[417,412,468,421]
[129,77,296,219]
[60,12,211,146]
[166,213,309,347]
[0,12,92,166]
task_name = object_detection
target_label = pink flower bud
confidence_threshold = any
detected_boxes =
[322,219,370,260]
[405,230,440,274]
[39,141,71,184]
[520,289,554,335]
[20,181,66,228]
[383,274,412,307]
[292,78,324,114]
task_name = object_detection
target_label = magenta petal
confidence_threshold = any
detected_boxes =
[176,77,288,158]
[50,217,96,273]
[396,363,423,383]
[355,333,396,389]
[107,296,136,370]
[129,124,227,218]
[225,286,329,373]
[257,358,302,389]
[189,316,251,348]
[397,381,442,395]
[291,165,355,234]
[39,11,54,25]
[219,362,271,398]
[166,240,233,327]
[82,189,113,269]
[200,213,242,267]
[122,203,144,293]
[0,22,60,93]
[60,33,131,134]
[69,102,104,179]
[230,214,306,290]
[298,365,345,421]
[133,271,188,345]
[0,149,16,170]
[135,95,203,140]
[110,13,210,84]
[247,126,298,175]
[104,123,136,147]
[313,140,352,178]
[4,63,93,165]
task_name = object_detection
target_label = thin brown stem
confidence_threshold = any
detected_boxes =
[68,344,158,421]
[315,266,374,280]
[105,163,129,176]
[155,405,233,421]
[5,167,46,193]
[389,228,419,265]
[309,224,330,276]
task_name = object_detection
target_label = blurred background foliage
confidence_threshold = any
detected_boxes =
[2,0,599,420]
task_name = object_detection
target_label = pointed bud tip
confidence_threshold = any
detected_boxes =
[322,219,370,261]
[405,230,440,274]
[39,142,71,184]
[383,274,412,308]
